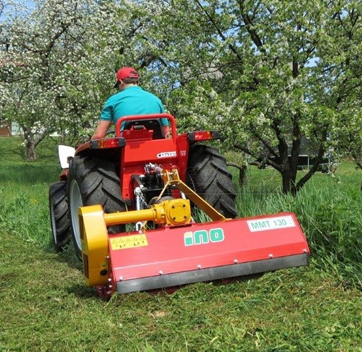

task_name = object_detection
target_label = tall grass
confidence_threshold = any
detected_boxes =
[235,163,362,288]
[0,175,59,248]
[0,137,61,248]
[294,183,362,288]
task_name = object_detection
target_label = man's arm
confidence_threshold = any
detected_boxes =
[92,120,111,140]
[161,125,170,138]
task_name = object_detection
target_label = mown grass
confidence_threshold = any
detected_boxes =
[2,231,362,352]
[1,136,362,351]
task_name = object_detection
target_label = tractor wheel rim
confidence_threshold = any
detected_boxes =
[69,179,83,250]
[49,196,58,245]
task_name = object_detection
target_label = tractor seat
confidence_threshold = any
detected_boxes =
[123,119,163,140]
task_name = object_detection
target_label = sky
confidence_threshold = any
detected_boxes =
[1,0,35,20]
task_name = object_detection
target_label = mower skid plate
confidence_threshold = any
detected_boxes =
[108,212,310,294]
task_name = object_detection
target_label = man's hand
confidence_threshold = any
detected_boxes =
[161,125,171,139]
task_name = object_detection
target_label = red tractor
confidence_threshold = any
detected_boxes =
[49,113,309,299]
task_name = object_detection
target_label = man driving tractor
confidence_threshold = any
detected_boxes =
[92,66,169,139]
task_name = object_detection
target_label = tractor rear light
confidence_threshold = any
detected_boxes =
[187,130,220,141]
[90,137,126,149]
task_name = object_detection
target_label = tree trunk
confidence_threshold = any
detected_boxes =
[22,126,41,162]
[281,168,297,195]
[226,162,247,185]
[26,139,36,161]
[61,130,66,144]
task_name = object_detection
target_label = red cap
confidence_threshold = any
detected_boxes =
[115,67,140,81]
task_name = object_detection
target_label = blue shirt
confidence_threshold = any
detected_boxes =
[100,86,168,127]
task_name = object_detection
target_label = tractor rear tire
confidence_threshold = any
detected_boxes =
[186,144,237,218]
[49,181,71,252]
[67,155,126,260]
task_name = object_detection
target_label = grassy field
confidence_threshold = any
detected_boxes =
[1,136,362,351]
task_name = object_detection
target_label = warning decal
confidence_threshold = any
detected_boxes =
[110,234,148,250]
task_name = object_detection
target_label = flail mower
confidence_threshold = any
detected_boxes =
[49,113,310,299]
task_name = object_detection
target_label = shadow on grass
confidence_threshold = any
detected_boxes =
[66,283,98,299]
[53,247,83,271]
[44,239,82,271]
[44,242,99,299]
[212,272,264,286]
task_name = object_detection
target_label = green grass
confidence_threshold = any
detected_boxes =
[0,137,60,247]
[2,136,362,351]
[0,135,62,163]
[2,232,362,351]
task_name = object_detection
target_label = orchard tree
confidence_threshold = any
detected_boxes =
[0,0,181,160]
[140,0,362,194]
[1,0,102,160]
[0,0,146,160]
